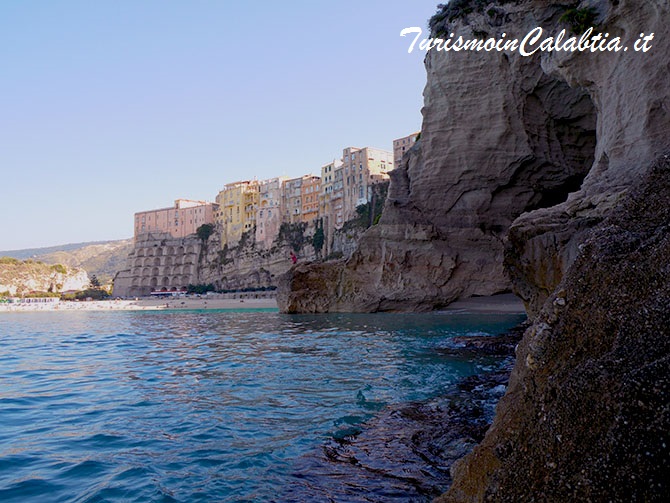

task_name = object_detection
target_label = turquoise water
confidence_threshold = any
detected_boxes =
[0,310,524,502]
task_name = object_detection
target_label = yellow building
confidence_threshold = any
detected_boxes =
[215,181,260,248]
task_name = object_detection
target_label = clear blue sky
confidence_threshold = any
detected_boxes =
[1,0,439,250]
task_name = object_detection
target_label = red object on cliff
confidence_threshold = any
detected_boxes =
[290,252,297,264]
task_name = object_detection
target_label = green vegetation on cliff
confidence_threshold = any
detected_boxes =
[196,223,215,242]
[312,219,325,258]
[559,6,599,33]
[277,222,307,252]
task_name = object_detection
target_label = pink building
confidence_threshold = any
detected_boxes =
[283,176,304,224]
[341,146,393,221]
[134,199,217,240]
[393,132,420,167]
[256,177,286,249]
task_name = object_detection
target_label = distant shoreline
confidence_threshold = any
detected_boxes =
[0,297,278,313]
[0,294,526,315]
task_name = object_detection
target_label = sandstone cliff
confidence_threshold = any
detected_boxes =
[276,0,670,499]
[113,227,323,297]
[199,230,317,292]
[442,153,670,502]
[113,210,376,297]
[506,0,670,316]
[0,258,89,296]
[279,0,668,316]
[278,1,599,313]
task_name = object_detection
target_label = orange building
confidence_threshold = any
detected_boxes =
[301,175,321,223]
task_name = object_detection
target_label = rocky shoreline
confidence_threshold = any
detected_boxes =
[284,323,528,502]
[278,0,669,499]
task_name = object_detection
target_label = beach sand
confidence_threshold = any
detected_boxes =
[440,293,526,314]
[0,297,278,312]
[0,293,526,314]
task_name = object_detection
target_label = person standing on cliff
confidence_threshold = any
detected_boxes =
[290,251,297,264]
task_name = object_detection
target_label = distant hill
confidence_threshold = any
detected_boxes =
[0,239,133,284]
[0,258,89,296]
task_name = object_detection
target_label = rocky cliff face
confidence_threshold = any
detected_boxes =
[199,231,317,292]
[436,2,670,499]
[506,0,670,316]
[276,0,670,499]
[279,0,669,317]
[278,1,598,313]
[0,259,89,296]
[442,153,670,502]
[113,229,320,297]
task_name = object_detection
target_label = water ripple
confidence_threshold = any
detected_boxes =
[0,310,523,501]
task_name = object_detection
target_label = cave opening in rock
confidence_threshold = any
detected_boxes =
[534,172,587,209]
[521,74,597,213]
[485,73,597,239]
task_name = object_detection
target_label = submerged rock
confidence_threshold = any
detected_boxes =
[283,326,525,501]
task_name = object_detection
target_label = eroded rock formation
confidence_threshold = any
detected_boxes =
[114,227,338,297]
[278,1,598,313]
[506,0,670,316]
[0,260,89,296]
[277,0,670,499]
[442,153,670,502]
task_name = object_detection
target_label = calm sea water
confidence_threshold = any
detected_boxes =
[0,309,524,502]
